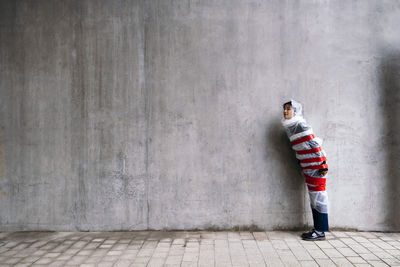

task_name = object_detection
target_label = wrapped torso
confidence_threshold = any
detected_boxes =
[283,119,328,192]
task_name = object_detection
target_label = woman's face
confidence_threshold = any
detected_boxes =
[283,103,294,119]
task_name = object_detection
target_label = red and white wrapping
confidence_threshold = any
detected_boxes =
[281,100,329,214]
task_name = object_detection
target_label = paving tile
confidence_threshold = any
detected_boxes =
[133,257,151,264]
[47,261,67,267]
[345,232,360,236]
[120,252,138,260]
[286,241,313,261]
[328,239,348,248]
[279,255,301,266]
[97,262,115,267]
[51,245,70,253]
[113,244,129,250]
[371,250,395,259]
[373,241,395,250]
[55,254,72,260]
[31,250,47,256]
[315,258,336,266]
[147,258,167,267]
[337,247,358,257]
[99,244,113,249]
[387,249,400,257]
[271,240,289,250]
[366,261,388,266]
[360,253,380,261]
[300,260,318,267]
[381,257,400,266]
[43,252,61,258]
[4,257,21,264]
[300,242,319,250]
[114,259,134,267]
[103,240,118,245]
[35,257,54,264]
[341,238,358,245]
[180,262,198,267]
[106,250,123,256]
[358,232,377,238]
[65,255,88,264]
[0,231,399,267]
[322,248,343,258]
[82,256,102,263]
[315,241,334,249]
[353,236,370,243]
[252,232,268,241]
[350,244,371,254]
[83,243,99,250]
[331,257,354,266]
[306,248,329,259]
[347,256,368,264]
[76,250,93,256]
[13,263,32,267]
[20,255,41,263]
[63,248,80,255]
[332,232,348,238]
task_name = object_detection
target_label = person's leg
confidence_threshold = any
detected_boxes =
[312,208,329,232]
[302,190,329,240]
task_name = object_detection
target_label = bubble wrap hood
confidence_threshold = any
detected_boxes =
[281,99,305,127]
[289,99,303,117]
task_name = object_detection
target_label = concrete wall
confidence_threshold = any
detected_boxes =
[0,0,399,231]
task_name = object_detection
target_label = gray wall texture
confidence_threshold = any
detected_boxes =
[0,0,399,231]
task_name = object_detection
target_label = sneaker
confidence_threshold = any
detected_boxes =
[301,229,325,241]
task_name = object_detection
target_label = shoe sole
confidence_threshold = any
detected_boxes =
[301,236,326,241]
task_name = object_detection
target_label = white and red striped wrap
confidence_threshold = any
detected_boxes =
[282,105,329,214]
[290,131,328,192]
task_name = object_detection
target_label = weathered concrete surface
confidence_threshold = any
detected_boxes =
[0,0,399,231]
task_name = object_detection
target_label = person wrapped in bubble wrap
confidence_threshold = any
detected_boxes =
[281,100,329,240]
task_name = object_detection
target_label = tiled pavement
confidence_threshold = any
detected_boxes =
[0,231,400,266]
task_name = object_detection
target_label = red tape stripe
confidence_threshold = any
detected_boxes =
[304,174,326,186]
[291,134,315,146]
[307,184,326,191]
[296,147,321,155]
[302,164,328,170]
[300,157,327,164]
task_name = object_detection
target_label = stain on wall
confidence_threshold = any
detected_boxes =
[0,131,6,180]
